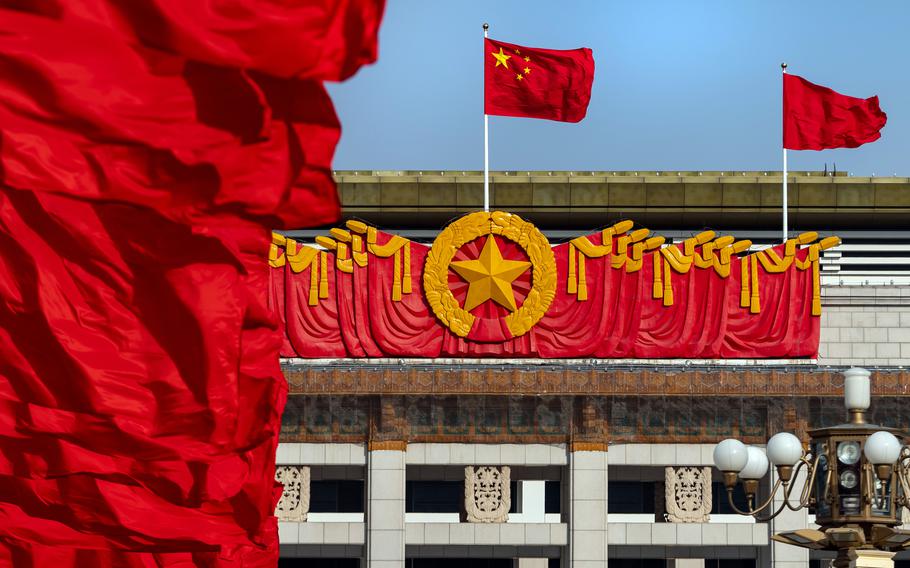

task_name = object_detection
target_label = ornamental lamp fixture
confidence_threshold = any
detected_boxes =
[713,368,910,568]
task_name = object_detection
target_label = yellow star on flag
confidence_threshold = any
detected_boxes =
[450,236,531,312]
[491,47,511,69]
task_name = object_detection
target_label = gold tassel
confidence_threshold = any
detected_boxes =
[750,252,761,314]
[811,259,821,316]
[652,251,663,299]
[568,243,577,294]
[577,254,587,301]
[319,251,329,299]
[308,255,319,306]
[392,248,402,301]
[663,257,673,306]
[740,256,750,308]
[402,241,412,294]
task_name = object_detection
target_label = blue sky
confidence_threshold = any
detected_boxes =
[327,1,909,175]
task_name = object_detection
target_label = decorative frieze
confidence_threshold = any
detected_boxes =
[665,466,712,523]
[275,465,310,522]
[465,466,511,523]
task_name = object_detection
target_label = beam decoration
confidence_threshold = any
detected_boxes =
[269,211,839,358]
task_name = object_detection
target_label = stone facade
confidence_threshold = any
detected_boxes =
[818,286,910,366]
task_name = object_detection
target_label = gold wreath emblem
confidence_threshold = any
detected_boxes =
[423,211,556,338]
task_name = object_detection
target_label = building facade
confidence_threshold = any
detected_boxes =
[273,171,910,568]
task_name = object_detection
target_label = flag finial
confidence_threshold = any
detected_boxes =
[483,22,489,31]
[781,62,788,70]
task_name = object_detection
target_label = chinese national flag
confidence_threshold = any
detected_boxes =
[484,37,595,123]
[0,1,384,566]
[783,73,887,150]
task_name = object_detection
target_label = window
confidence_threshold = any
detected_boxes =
[608,481,656,514]
[705,560,756,568]
[406,559,511,568]
[406,480,462,513]
[711,481,749,515]
[545,480,561,514]
[279,559,358,568]
[608,559,666,568]
[310,480,364,513]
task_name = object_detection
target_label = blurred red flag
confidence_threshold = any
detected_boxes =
[783,73,887,150]
[0,1,384,566]
[484,37,595,123]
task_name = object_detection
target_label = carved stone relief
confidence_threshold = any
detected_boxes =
[275,465,311,522]
[665,466,712,523]
[465,465,511,523]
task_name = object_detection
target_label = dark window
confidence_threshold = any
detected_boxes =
[406,480,462,513]
[406,559,511,568]
[608,481,656,514]
[279,559,359,568]
[609,559,666,568]
[545,480,561,514]
[310,480,364,513]
[509,480,518,513]
[705,560,756,568]
[711,481,749,514]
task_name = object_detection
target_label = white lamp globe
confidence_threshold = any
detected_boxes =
[864,431,902,465]
[766,432,804,466]
[739,446,770,479]
[714,439,749,472]
[843,367,871,411]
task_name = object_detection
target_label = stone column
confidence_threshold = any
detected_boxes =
[848,549,895,568]
[366,396,408,567]
[568,446,608,568]
[768,465,809,568]
[366,442,406,568]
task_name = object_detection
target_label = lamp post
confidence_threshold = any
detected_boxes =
[714,368,910,568]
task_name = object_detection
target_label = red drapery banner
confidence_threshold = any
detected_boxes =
[271,214,839,359]
[0,1,385,566]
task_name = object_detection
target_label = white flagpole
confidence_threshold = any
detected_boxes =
[483,22,490,212]
[781,62,788,243]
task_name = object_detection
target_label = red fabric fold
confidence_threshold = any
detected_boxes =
[0,0,385,565]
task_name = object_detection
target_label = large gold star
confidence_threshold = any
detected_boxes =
[491,47,511,69]
[450,236,531,313]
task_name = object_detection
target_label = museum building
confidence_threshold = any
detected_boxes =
[269,170,910,568]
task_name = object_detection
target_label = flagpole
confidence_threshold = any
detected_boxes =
[781,62,788,243]
[483,22,490,212]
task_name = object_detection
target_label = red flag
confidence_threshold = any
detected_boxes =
[484,37,594,123]
[783,73,887,150]
[0,1,384,566]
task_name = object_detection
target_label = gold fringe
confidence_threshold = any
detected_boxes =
[740,256,750,308]
[402,241,412,294]
[577,254,587,301]
[352,234,368,267]
[653,251,663,299]
[750,252,761,314]
[308,255,319,306]
[568,244,577,294]
[812,259,821,316]
[392,248,402,301]
[319,251,329,299]
[662,257,673,306]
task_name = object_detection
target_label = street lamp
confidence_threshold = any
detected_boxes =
[713,368,910,568]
